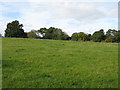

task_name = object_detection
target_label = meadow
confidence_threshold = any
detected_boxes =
[2,38,118,88]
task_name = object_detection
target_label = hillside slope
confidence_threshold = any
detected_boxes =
[2,38,118,88]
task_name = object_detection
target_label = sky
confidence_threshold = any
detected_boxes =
[0,0,119,36]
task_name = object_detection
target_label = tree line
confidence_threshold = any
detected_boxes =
[4,20,120,43]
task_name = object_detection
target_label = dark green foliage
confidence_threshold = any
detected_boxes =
[38,27,48,38]
[5,20,26,38]
[92,29,105,42]
[4,20,119,43]
[71,33,78,41]
[44,27,62,40]
[106,29,117,37]
[27,30,41,39]
[86,34,91,41]
[78,32,88,41]
[61,32,71,40]
[105,29,118,42]
[114,30,120,43]
[38,27,70,40]
[71,32,88,41]
[0,34,2,37]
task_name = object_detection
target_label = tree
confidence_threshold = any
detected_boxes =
[0,34,2,37]
[71,32,88,41]
[71,33,79,41]
[114,30,120,43]
[92,29,105,42]
[78,32,88,41]
[27,30,41,39]
[38,27,48,38]
[44,27,59,39]
[52,28,63,40]
[86,34,91,41]
[61,32,71,40]
[38,27,66,40]
[5,20,26,38]
[105,29,117,42]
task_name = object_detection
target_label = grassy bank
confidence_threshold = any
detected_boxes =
[2,38,118,88]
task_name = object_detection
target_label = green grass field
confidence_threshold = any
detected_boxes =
[2,38,118,88]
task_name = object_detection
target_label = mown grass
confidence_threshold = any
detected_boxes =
[2,38,118,88]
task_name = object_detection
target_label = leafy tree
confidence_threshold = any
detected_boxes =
[86,34,91,41]
[38,27,48,38]
[27,30,41,39]
[71,32,88,41]
[105,29,117,42]
[5,20,26,38]
[71,33,79,41]
[52,28,63,40]
[114,30,120,43]
[0,34,2,37]
[44,27,59,39]
[78,32,88,41]
[92,29,105,42]
[61,32,71,40]
[106,29,117,37]
[38,27,65,40]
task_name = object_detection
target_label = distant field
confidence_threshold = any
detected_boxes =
[2,38,118,88]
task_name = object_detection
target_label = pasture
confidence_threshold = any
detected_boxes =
[2,38,118,88]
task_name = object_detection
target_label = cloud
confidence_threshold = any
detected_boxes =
[1,0,119,2]
[0,1,118,36]
[51,2,107,22]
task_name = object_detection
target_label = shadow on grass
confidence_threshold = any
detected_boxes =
[2,60,28,69]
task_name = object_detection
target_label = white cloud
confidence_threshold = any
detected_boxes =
[0,1,118,36]
[1,0,119,2]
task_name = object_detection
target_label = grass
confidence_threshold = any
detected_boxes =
[2,38,118,88]
[0,38,2,89]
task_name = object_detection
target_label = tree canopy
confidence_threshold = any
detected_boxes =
[4,20,120,43]
[92,29,105,42]
[0,34,2,37]
[105,29,118,42]
[71,32,90,41]
[5,20,26,38]
[26,30,41,39]
[37,27,70,40]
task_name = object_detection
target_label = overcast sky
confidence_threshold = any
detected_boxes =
[0,0,119,36]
